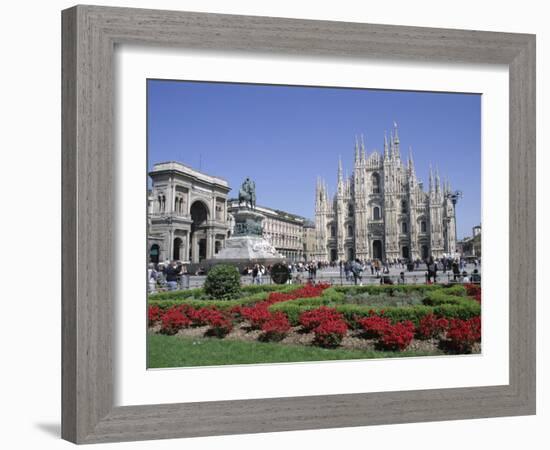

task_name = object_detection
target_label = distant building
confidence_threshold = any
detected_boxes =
[227,200,307,262]
[457,225,482,257]
[302,220,317,261]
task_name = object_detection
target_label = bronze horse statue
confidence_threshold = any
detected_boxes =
[238,177,256,209]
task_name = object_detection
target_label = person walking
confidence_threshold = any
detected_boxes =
[163,260,181,291]
[147,263,158,294]
[452,259,460,282]
[351,259,363,285]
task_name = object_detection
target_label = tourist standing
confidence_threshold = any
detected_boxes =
[351,259,363,285]
[163,260,181,291]
[148,263,158,294]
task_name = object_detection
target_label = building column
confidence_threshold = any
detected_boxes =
[168,229,174,261]
[206,229,214,259]
[191,233,198,263]
[185,231,190,262]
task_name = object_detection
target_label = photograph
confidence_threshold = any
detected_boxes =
[146,80,483,368]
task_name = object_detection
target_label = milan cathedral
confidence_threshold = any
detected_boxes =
[313,124,457,263]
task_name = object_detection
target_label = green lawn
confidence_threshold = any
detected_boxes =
[147,333,442,368]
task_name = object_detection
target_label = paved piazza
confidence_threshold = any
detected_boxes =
[173,262,481,290]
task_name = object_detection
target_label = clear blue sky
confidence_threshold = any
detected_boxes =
[147,80,481,240]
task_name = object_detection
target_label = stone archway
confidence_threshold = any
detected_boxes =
[421,244,429,260]
[372,240,383,260]
[173,238,183,261]
[190,201,209,263]
[149,244,160,264]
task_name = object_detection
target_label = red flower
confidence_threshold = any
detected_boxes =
[356,315,392,339]
[465,283,482,303]
[204,309,233,338]
[417,314,449,339]
[260,312,291,342]
[299,307,343,332]
[148,305,161,326]
[313,318,348,348]
[377,322,415,351]
[241,304,273,329]
[160,307,191,335]
[445,317,481,352]
[186,307,220,327]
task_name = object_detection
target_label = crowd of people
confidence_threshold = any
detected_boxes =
[147,255,481,293]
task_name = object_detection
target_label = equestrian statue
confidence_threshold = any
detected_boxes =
[238,177,256,209]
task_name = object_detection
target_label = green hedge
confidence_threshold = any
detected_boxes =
[270,301,480,327]
[148,284,302,309]
[422,289,470,306]
[269,283,479,327]
[333,284,443,296]
[149,284,298,302]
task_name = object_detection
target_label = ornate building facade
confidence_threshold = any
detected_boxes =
[227,200,306,262]
[148,162,231,264]
[313,125,457,263]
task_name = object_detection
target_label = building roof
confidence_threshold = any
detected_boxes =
[150,161,229,188]
[227,199,312,224]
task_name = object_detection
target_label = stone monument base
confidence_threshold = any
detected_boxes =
[194,206,284,273]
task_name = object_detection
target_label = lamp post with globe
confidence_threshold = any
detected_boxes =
[445,190,463,254]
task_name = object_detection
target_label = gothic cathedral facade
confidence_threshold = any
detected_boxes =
[314,125,457,263]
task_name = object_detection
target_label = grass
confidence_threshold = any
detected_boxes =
[147,333,443,368]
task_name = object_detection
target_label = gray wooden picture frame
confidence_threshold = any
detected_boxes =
[61,5,536,444]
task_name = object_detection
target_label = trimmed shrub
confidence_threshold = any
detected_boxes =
[433,302,481,321]
[422,290,464,306]
[260,312,291,342]
[441,284,467,296]
[334,284,442,296]
[203,264,241,300]
[148,287,204,301]
[313,319,348,348]
[149,291,272,311]
[337,304,435,328]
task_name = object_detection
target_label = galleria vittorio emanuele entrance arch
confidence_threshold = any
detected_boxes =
[147,161,231,264]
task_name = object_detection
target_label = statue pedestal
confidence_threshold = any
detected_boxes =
[199,207,284,272]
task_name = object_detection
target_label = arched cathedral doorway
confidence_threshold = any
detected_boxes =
[372,240,383,260]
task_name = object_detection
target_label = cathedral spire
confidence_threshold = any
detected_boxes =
[429,164,435,193]
[435,165,441,194]
[392,121,400,161]
[408,146,416,177]
[360,134,366,162]
[354,135,360,164]
[384,130,389,160]
[393,121,400,144]
[337,156,343,194]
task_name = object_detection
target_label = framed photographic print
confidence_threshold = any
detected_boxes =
[62,5,536,444]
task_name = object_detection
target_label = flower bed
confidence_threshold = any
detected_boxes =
[148,282,482,355]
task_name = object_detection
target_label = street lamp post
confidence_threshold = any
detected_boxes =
[445,190,462,254]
